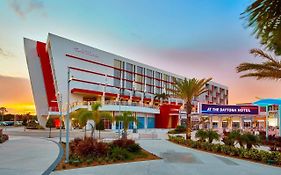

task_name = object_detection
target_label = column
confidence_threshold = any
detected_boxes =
[266,106,269,140]
[279,105,281,136]
[209,116,213,129]
[144,114,148,129]
[240,116,243,130]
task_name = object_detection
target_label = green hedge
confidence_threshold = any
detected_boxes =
[169,135,281,166]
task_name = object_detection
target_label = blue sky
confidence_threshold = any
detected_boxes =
[0,0,281,113]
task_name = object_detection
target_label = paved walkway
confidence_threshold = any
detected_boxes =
[52,139,281,175]
[0,136,59,175]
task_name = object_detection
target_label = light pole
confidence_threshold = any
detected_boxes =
[51,92,63,143]
[65,67,72,163]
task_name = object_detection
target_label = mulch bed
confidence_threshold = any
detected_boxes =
[55,143,160,171]
[169,140,281,168]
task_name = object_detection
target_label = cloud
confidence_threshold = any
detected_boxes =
[0,48,14,58]
[8,0,46,18]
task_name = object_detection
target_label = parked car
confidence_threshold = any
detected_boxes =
[0,122,8,126]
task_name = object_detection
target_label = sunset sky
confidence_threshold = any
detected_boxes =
[1,0,281,114]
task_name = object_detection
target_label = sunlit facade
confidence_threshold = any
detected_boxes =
[24,33,228,128]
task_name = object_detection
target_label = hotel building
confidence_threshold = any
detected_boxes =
[24,33,229,129]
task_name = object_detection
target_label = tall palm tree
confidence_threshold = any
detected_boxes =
[0,107,7,121]
[115,111,137,139]
[76,108,92,138]
[76,103,112,139]
[236,48,281,80]
[91,103,112,139]
[241,0,281,55]
[154,93,170,104]
[172,78,212,140]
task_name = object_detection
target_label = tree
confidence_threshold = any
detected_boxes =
[76,109,92,138]
[172,78,212,140]
[154,93,170,104]
[0,107,7,121]
[236,49,281,80]
[243,132,260,149]
[195,129,208,142]
[206,129,220,143]
[91,103,112,139]
[46,117,55,138]
[115,111,136,139]
[241,0,281,55]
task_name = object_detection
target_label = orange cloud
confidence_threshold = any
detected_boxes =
[0,75,35,114]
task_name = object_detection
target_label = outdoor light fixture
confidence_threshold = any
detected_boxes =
[65,67,73,163]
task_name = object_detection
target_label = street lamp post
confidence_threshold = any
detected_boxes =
[65,67,72,163]
[51,92,63,143]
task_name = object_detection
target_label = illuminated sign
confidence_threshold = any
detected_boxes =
[201,104,259,115]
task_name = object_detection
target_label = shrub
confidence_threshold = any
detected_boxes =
[175,125,186,132]
[71,137,109,159]
[112,138,141,153]
[195,129,208,142]
[0,134,9,143]
[110,147,131,161]
[211,144,222,153]
[206,130,220,143]
[112,139,135,149]
[127,143,141,153]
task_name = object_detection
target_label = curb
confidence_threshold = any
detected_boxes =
[42,139,64,175]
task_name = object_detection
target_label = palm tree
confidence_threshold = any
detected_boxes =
[0,107,7,121]
[241,0,281,55]
[154,93,170,104]
[91,103,112,139]
[76,109,92,138]
[115,111,137,139]
[236,49,281,80]
[172,78,212,140]
[206,129,220,143]
[199,116,209,129]
[46,117,55,138]
[243,132,260,149]
[195,129,208,142]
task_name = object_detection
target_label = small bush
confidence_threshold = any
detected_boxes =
[110,147,131,161]
[0,134,9,143]
[71,137,109,159]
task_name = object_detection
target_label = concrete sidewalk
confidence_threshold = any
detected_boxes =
[0,136,60,175]
[52,139,281,175]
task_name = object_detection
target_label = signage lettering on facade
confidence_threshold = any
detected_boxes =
[201,104,259,115]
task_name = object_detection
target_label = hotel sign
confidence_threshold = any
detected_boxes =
[201,104,259,115]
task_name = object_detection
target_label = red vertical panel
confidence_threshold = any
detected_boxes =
[155,104,180,128]
[36,41,58,111]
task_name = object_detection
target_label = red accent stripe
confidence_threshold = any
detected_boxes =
[143,98,152,101]
[66,54,175,84]
[120,95,130,99]
[71,88,103,96]
[36,42,58,111]
[105,92,118,97]
[132,96,141,101]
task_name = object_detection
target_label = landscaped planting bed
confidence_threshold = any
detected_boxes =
[0,129,9,144]
[169,135,281,167]
[56,137,159,170]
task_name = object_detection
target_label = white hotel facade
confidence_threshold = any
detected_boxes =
[24,33,228,129]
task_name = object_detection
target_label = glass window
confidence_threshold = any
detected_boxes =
[113,59,122,87]
[232,122,240,128]
[222,121,228,128]
[244,122,251,128]
[212,122,218,129]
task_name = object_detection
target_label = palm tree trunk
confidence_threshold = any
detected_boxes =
[186,102,192,140]
[84,126,87,138]
[49,127,51,138]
